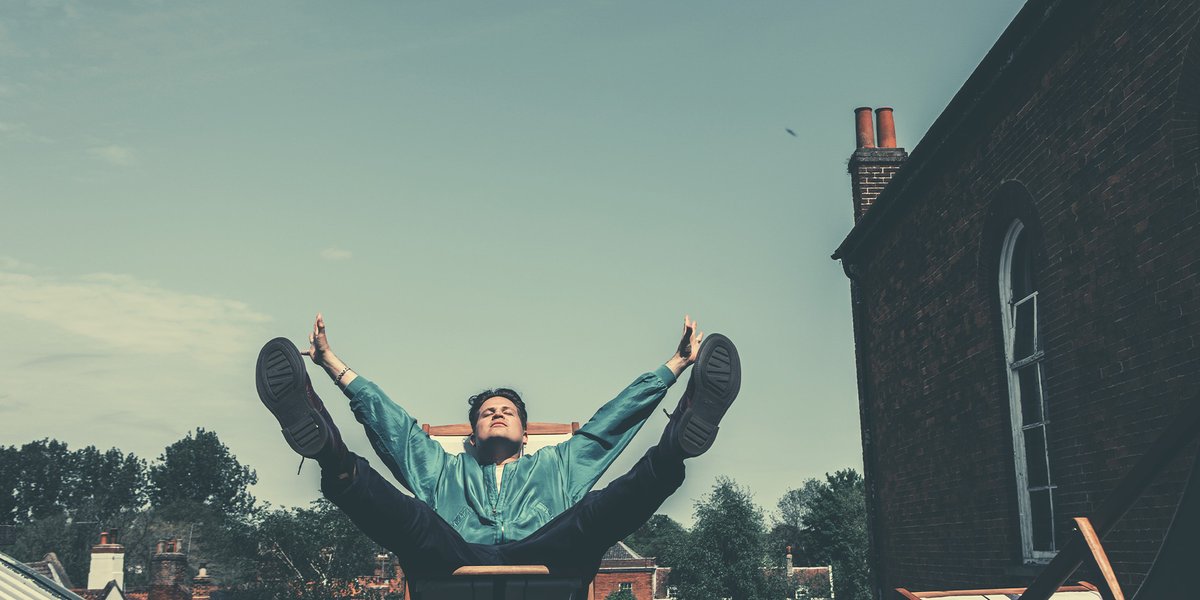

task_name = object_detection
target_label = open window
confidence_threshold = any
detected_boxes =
[998,218,1056,562]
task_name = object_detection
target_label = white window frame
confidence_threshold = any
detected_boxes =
[998,219,1057,562]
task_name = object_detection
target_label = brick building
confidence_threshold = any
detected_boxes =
[833,0,1200,596]
[591,541,671,600]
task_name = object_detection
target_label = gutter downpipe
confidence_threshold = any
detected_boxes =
[841,258,885,599]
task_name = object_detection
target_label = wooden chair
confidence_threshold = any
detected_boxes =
[895,582,1101,599]
[422,421,581,456]
[1018,395,1200,600]
[894,393,1200,600]
[408,421,592,600]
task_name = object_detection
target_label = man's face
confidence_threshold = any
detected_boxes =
[473,396,528,447]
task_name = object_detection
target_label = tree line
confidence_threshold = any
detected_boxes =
[624,472,870,600]
[0,430,389,599]
[1,432,869,600]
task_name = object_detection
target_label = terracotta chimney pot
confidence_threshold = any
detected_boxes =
[875,107,897,148]
[854,107,876,149]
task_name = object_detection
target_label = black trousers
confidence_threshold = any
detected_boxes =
[322,444,685,579]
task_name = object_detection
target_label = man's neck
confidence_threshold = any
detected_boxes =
[478,441,522,466]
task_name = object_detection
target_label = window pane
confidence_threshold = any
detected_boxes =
[1030,489,1054,551]
[1018,364,1044,425]
[1013,297,1037,360]
[1011,228,1033,299]
[1024,426,1050,489]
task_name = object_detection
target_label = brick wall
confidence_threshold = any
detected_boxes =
[849,149,907,221]
[593,568,657,600]
[840,0,1200,593]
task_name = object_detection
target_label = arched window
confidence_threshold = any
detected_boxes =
[998,219,1056,561]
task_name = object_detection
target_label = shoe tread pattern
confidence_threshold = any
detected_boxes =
[255,338,328,458]
[678,334,740,457]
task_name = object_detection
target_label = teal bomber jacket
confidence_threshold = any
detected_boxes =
[343,364,677,545]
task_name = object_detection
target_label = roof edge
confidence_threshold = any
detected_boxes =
[832,0,1095,264]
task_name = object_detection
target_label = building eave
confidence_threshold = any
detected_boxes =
[832,0,1096,264]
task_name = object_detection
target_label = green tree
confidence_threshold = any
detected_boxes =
[0,445,19,524]
[604,589,636,600]
[3,513,101,586]
[13,440,73,521]
[625,513,687,569]
[768,479,823,567]
[65,446,148,523]
[673,477,769,600]
[148,428,258,518]
[803,469,870,600]
[255,499,387,586]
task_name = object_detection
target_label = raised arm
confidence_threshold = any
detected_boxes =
[302,313,358,390]
[301,314,448,500]
[555,316,703,501]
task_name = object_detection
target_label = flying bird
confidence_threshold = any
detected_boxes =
[785,128,797,137]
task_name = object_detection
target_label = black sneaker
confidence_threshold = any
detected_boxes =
[255,337,341,458]
[669,333,741,457]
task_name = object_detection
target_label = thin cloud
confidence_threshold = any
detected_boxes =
[0,256,35,270]
[321,247,353,261]
[88,144,138,167]
[0,122,53,144]
[0,268,270,361]
[20,352,106,367]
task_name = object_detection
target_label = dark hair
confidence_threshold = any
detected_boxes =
[467,388,528,429]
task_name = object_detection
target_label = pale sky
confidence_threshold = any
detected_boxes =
[0,1,1024,525]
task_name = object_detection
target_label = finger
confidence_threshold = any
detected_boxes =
[300,349,312,356]
[317,313,325,332]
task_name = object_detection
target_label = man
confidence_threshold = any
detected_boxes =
[254,314,740,578]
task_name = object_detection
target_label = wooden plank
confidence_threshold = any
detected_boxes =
[1019,394,1200,600]
[425,423,578,436]
[452,566,552,576]
[903,584,1095,597]
[1072,518,1123,600]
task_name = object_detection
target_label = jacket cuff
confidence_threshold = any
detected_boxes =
[654,364,677,387]
[344,375,370,399]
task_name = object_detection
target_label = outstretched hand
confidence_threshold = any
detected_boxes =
[676,315,703,364]
[300,313,333,366]
[666,315,703,377]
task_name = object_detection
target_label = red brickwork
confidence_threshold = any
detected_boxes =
[593,568,657,600]
[849,150,907,222]
[838,0,1200,594]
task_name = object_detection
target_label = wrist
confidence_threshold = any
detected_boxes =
[666,355,688,377]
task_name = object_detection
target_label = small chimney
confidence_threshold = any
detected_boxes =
[854,107,876,149]
[785,545,794,572]
[875,107,897,148]
[148,538,190,600]
[87,531,125,591]
[847,106,908,221]
[192,564,215,600]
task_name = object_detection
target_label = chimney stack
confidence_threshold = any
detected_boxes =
[192,565,215,600]
[848,106,908,221]
[785,545,794,572]
[148,538,190,600]
[87,531,125,591]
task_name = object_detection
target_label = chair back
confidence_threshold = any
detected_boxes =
[422,422,581,457]
[896,583,1100,599]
